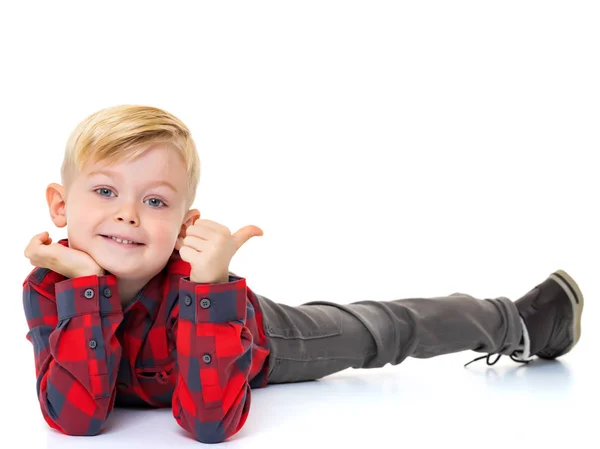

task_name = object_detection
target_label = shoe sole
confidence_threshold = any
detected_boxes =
[548,269,584,355]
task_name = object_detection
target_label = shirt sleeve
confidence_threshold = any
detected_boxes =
[22,271,124,436]
[170,273,254,444]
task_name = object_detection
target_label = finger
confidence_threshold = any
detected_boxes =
[30,232,48,245]
[25,232,48,257]
[185,222,225,240]
[191,219,231,235]
[25,235,56,268]
[232,225,264,249]
[38,232,52,244]
[182,235,212,252]
[178,245,196,264]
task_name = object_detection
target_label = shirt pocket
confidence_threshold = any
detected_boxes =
[135,360,176,385]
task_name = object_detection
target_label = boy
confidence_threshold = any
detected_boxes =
[22,104,585,444]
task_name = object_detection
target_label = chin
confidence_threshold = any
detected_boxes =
[99,262,135,278]
[93,253,140,276]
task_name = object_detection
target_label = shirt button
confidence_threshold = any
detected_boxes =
[84,288,95,299]
[184,295,192,306]
[200,298,211,309]
[103,287,112,298]
[89,340,97,349]
[203,354,212,364]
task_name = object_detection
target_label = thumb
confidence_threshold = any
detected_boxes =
[36,232,51,244]
[232,225,264,250]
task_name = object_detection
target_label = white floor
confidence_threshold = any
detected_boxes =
[8,335,596,449]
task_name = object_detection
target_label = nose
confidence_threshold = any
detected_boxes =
[116,216,138,225]
[114,203,140,226]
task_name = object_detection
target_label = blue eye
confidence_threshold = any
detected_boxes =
[95,188,114,197]
[146,198,166,208]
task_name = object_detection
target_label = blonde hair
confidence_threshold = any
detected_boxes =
[61,104,200,209]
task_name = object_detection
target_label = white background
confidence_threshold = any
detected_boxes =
[1,1,598,448]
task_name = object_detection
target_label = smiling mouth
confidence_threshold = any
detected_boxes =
[101,235,145,246]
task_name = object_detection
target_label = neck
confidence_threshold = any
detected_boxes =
[116,276,151,308]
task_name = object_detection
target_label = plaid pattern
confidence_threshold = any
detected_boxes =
[22,238,271,443]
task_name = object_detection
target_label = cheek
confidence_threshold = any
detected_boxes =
[67,215,101,252]
[67,197,102,224]
[146,218,179,246]
[71,213,101,236]
[66,202,98,236]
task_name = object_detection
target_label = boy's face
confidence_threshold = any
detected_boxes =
[47,144,199,280]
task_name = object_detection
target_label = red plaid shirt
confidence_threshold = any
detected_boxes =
[22,238,271,444]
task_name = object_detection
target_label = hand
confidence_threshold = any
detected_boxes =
[179,218,263,284]
[24,232,105,279]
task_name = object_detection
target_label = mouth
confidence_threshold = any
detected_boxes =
[100,235,145,246]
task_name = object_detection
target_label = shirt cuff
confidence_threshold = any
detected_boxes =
[55,274,121,320]
[179,274,247,323]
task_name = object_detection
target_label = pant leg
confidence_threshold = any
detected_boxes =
[255,291,523,384]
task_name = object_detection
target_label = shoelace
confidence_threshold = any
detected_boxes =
[464,317,535,368]
[463,352,532,368]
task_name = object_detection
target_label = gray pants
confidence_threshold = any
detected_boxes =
[255,292,523,384]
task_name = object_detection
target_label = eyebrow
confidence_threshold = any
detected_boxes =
[87,169,178,193]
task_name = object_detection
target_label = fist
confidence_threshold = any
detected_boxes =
[179,218,263,284]
[24,232,105,279]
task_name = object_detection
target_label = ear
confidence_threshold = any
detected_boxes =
[175,208,201,251]
[46,183,67,228]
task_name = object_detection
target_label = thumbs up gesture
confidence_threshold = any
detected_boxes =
[178,218,263,284]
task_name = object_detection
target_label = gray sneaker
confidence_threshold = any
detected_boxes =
[464,270,584,367]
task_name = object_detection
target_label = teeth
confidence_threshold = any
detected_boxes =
[110,236,137,245]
